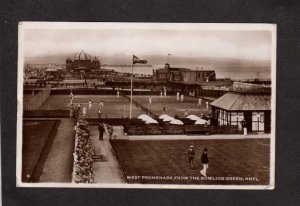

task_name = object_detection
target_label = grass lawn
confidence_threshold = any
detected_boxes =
[111,139,270,185]
[22,120,60,182]
[37,95,212,118]
[38,95,144,118]
[132,95,212,118]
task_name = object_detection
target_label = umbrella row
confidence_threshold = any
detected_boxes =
[137,114,208,125]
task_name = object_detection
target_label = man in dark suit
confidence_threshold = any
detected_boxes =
[98,123,105,141]
[200,148,209,177]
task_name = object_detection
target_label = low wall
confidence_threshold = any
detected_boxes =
[84,118,240,135]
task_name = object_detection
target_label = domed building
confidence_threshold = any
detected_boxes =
[66,50,101,72]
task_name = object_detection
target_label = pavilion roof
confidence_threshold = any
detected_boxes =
[210,92,271,111]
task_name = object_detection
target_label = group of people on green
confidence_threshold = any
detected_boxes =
[185,145,209,177]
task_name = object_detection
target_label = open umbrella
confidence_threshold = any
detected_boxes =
[194,118,208,125]
[159,114,171,119]
[169,119,184,125]
[138,114,150,120]
[145,118,158,124]
[162,116,175,122]
[186,114,201,121]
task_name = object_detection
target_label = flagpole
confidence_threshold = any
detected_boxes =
[167,54,171,64]
[129,62,133,119]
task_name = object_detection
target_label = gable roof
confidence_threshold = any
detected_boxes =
[210,92,271,111]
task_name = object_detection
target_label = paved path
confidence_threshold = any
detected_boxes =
[89,126,124,183]
[39,118,76,182]
[127,133,270,140]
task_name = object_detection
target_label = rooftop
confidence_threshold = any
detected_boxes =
[210,92,271,111]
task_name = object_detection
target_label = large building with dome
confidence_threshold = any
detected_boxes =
[66,51,101,72]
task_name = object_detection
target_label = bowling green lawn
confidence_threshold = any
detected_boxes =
[111,138,270,185]
[22,120,60,182]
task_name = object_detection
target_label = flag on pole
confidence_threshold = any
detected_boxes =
[133,55,148,64]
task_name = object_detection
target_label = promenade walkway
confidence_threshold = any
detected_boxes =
[89,126,124,183]
[39,118,76,182]
[127,133,270,140]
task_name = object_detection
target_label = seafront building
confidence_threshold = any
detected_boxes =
[153,63,216,83]
[66,50,101,73]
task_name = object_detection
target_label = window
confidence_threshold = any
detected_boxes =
[218,109,229,125]
[174,76,180,81]
[230,112,238,125]
[260,113,264,123]
[252,112,264,131]
[159,74,166,78]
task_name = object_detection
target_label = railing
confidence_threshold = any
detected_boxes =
[23,110,71,118]
[122,94,159,118]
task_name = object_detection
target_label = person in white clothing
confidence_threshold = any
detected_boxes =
[88,100,92,109]
[98,109,102,119]
[176,92,180,100]
[149,96,152,105]
[184,109,189,117]
[198,98,202,106]
[70,92,74,104]
[180,94,184,101]
[82,106,87,117]
[99,100,104,107]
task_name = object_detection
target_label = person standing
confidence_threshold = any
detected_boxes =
[108,125,113,140]
[98,109,102,119]
[160,91,163,98]
[184,109,189,117]
[185,145,195,170]
[200,148,209,177]
[82,106,87,117]
[149,96,152,105]
[77,104,81,115]
[117,91,120,98]
[99,99,104,107]
[98,123,104,141]
[163,104,166,112]
[198,98,202,106]
[88,100,92,110]
[180,94,184,101]
[70,92,74,104]
[176,91,180,100]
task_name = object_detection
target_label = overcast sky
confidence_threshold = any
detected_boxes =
[23,27,272,60]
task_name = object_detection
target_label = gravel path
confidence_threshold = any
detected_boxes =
[89,126,125,183]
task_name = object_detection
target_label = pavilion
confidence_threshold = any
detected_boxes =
[210,82,271,133]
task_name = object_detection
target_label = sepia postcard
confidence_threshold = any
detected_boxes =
[17,22,276,189]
